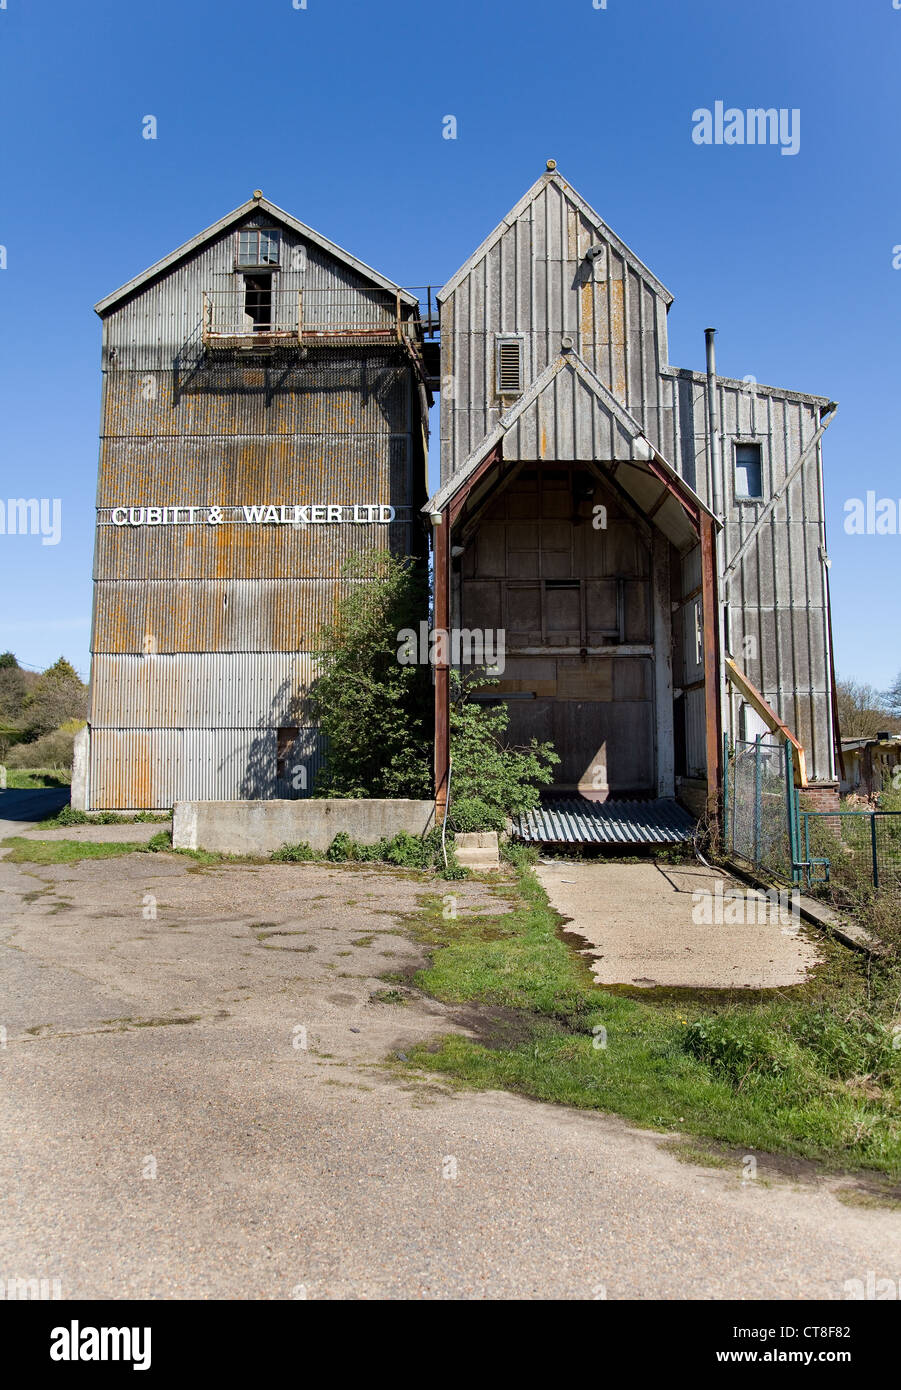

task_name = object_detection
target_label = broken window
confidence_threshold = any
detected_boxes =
[244,273,273,331]
[237,228,280,267]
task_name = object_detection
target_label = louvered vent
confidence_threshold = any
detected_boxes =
[496,338,524,395]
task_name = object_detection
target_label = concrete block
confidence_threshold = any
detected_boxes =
[70,725,89,811]
[172,798,435,856]
[454,831,500,870]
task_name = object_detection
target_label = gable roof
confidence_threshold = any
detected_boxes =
[94,194,418,316]
[438,167,673,307]
[425,351,714,550]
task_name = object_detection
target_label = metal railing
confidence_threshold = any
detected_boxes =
[201,288,418,348]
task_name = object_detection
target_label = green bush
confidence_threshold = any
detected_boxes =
[449,795,504,833]
[271,841,317,862]
[381,831,441,868]
[448,677,559,833]
[792,1007,901,1083]
[311,552,432,799]
[325,831,364,862]
[682,1013,792,1084]
[501,840,539,870]
[41,807,170,828]
[145,831,173,852]
[320,828,463,876]
[5,727,76,770]
[49,806,90,825]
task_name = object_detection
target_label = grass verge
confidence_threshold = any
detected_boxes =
[1,836,152,864]
[39,806,171,828]
[1,768,71,789]
[2,832,264,869]
[402,851,901,1178]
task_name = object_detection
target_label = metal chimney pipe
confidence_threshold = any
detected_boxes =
[705,328,729,771]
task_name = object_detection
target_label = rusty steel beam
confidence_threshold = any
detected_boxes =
[700,512,722,821]
[726,656,809,787]
[433,511,450,819]
[449,443,504,525]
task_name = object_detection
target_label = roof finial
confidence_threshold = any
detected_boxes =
[252,189,263,200]
[546,159,557,171]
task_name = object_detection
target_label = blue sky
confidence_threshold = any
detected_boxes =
[0,0,899,691]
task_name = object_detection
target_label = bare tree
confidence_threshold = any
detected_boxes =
[883,671,901,718]
[835,677,901,739]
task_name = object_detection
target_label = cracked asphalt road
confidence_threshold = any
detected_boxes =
[1,828,899,1300]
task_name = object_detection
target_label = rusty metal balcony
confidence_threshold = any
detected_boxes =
[201,288,419,351]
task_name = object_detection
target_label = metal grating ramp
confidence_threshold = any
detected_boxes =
[514,797,697,847]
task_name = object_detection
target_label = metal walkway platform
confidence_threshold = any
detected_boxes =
[514,797,697,847]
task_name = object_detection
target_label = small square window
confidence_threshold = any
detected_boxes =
[734,442,763,500]
[237,228,280,267]
[496,337,524,396]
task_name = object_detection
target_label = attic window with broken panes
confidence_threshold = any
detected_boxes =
[237,228,280,268]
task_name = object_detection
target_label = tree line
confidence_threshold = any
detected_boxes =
[0,652,87,769]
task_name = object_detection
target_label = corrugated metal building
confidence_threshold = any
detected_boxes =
[78,192,430,808]
[426,164,838,818]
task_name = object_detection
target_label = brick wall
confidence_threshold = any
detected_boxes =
[800,782,841,814]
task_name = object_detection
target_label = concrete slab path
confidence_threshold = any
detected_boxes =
[537,860,820,989]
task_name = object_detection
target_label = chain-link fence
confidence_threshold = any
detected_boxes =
[724,736,794,882]
[725,736,901,892]
[800,810,901,894]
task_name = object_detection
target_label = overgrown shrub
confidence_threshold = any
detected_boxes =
[307,553,560,831]
[283,828,461,875]
[48,806,90,825]
[325,829,441,868]
[791,1007,901,1083]
[682,1013,793,1084]
[41,807,169,827]
[448,677,559,832]
[271,841,317,862]
[5,726,76,769]
[310,551,432,799]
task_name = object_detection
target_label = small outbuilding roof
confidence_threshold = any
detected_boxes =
[94,193,418,316]
[841,735,901,751]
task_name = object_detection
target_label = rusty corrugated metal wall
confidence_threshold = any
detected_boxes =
[86,208,427,808]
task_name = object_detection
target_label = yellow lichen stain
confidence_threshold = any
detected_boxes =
[581,278,594,346]
[610,279,626,399]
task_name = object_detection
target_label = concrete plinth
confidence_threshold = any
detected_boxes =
[454,831,500,870]
[172,798,435,856]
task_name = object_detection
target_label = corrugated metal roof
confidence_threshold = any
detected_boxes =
[515,797,696,845]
